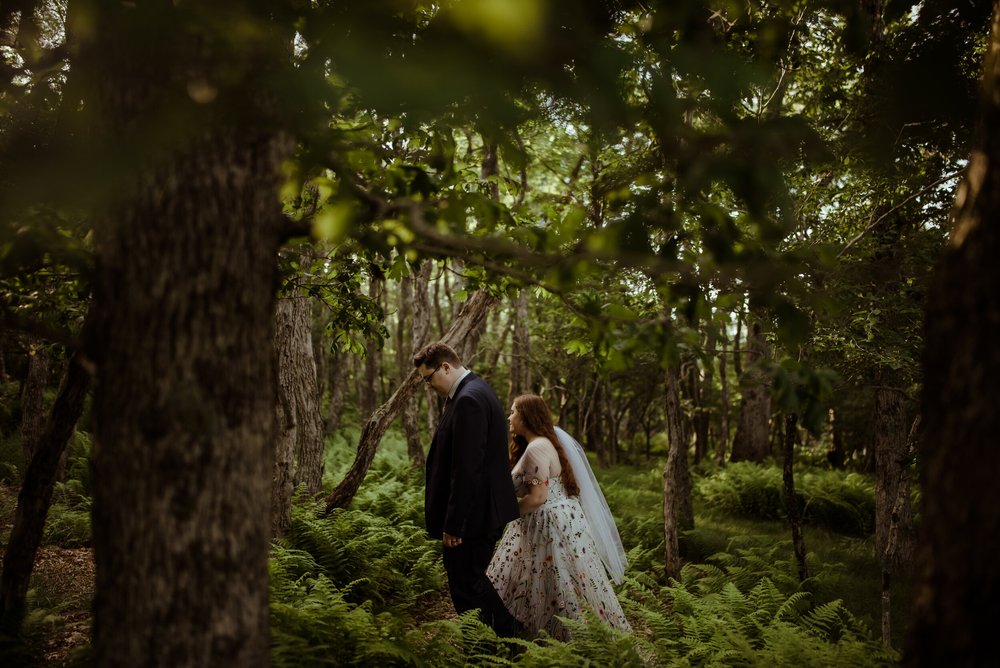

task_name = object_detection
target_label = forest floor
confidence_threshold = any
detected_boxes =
[0,483,93,667]
[0,481,461,666]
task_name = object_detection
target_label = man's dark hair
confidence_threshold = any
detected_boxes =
[413,342,462,369]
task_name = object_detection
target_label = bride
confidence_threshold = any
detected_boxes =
[487,394,631,640]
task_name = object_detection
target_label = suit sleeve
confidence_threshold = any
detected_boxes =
[443,393,488,536]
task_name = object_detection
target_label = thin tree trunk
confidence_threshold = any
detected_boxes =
[883,414,920,646]
[733,307,743,377]
[663,363,684,581]
[399,274,425,471]
[782,413,809,582]
[485,313,512,378]
[874,381,914,571]
[718,331,730,465]
[604,378,618,465]
[325,290,499,512]
[19,342,50,464]
[730,318,772,463]
[360,276,382,417]
[1,353,90,630]
[588,377,609,467]
[906,6,1000,663]
[272,359,296,537]
[324,347,346,435]
[827,407,846,469]
[506,291,532,407]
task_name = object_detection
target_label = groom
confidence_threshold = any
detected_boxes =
[413,342,521,636]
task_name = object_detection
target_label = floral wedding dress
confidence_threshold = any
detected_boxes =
[486,436,631,640]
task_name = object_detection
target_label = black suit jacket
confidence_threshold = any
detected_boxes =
[424,372,519,539]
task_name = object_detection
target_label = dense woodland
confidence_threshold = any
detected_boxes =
[1,0,998,665]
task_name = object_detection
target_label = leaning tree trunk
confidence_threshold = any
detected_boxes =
[906,5,1000,664]
[85,15,293,655]
[325,290,499,512]
[19,341,50,464]
[730,318,772,463]
[1,353,90,631]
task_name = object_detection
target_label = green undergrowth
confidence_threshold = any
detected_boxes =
[268,429,901,666]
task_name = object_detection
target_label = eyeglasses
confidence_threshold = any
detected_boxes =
[422,364,444,384]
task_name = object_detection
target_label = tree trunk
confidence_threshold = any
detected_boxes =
[312,302,330,404]
[87,120,289,665]
[827,407,846,469]
[718,332,730,465]
[272,296,325,535]
[360,276,383,417]
[399,274,425,471]
[324,347,346,435]
[19,342,50,464]
[604,378,619,465]
[587,376,609,467]
[1,353,90,630]
[874,381,914,572]
[782,413,809,582]
[906,6,1000,664]
[288,308,324,496]
[485,312,512,378]
[730,318,772,463]
[506,290,532,407]
[688,360,709,464]
[662,363,684,581]
[325,290,498,512]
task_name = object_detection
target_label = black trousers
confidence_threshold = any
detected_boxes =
[441,533,521,636]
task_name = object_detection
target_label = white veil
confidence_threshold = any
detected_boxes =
[555,426,628,584]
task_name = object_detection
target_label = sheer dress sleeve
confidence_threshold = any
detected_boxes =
[511,438,559,495]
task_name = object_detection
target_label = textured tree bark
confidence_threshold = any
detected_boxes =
[325,290,498,512]
[1,353,90,631]
[287,302,324,496]
[906,6,1000,664]
[662,363,684,581]
[730,318,772,463]
[873,381,914,572]
[88,126,289,666]
[782,413,809,582]
[19,342,50,464]
[271,295,325,536]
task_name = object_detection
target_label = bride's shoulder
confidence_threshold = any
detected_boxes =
[526,436,556,452]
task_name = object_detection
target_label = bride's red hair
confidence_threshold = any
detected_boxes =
[508,394,580,497]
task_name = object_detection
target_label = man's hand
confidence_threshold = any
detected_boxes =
[443,532,463,548]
